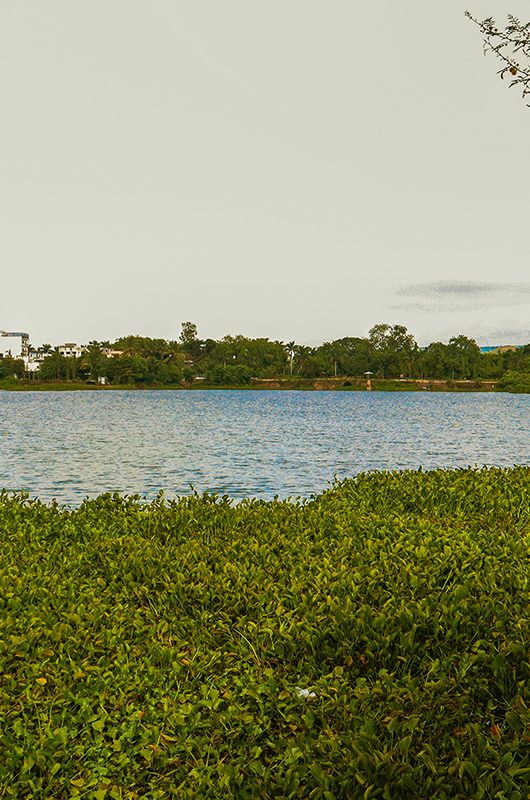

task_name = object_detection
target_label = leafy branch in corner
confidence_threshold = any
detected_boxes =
[466,11,530,104]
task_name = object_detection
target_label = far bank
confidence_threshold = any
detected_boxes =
[0,377,502,392]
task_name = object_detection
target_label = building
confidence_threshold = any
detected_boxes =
[58,343,87,359]
[23,350,44,373]
[102,348,124,358]
[0,331,29,359]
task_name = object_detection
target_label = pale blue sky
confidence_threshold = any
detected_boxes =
[1,1,529,347]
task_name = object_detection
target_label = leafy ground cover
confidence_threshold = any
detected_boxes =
[2,468,530,798]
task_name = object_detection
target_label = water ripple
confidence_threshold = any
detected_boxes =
[0,389,528,504]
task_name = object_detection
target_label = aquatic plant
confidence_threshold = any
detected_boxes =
[1,467,530,798]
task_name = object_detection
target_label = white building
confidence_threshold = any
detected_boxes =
[58,343,87,358]
[23,348,50,373]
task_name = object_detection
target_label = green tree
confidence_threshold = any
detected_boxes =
[318,341,339,377]
[479,351,506,379]
[40,349,67,381]
[317,337,373,376]
[498,369,530,392]
[206,364,252,385]
[180,321,198,344]
[79,341,106,381]
[106,354,147,384]
[284,342,296,376]
[290,345,317,377]
[64,356,79,381]
[447,335,481,379]
[503,344,530,373]
[419,342,450,380]
[204,335,287,378]
[179,322,203,359]
[113,335,178,360]
[368,324,418,378]
[0,356,25,380]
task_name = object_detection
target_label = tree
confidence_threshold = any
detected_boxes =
[368,324,418,378]
[180,322,198,345]
[291,345,317,377]
[206,364,252,385]
[179,322,203,359]
[65,356,79,381]
[0,356,25,380]
[419,342,450,380]
[447,335,481,379]
[204,335,287,378]
[40,348,67,381]
[285,341,296,376]
[79,341,106,381]
[479,350,507,380]
[317,337,373,377]
[466,13,530,103]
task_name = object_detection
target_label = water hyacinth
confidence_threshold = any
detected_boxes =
[1,467,530,798]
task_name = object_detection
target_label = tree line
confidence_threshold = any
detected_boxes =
[1,322,529,387]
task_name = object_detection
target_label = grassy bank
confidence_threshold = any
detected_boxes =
[2,468,530,798]
[0,381,181,392]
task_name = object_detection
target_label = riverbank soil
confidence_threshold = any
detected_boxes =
[0,377,500,391]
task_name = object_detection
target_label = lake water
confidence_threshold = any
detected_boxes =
[0,389,528,505]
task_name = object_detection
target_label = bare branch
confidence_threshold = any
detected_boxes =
[466,11,530,104]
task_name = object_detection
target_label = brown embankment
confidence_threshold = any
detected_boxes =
[250,377,498,392]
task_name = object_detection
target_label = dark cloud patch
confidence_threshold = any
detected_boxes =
[392,281,530,311]
[481,326,530,344]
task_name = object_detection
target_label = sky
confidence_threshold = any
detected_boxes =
[1,1,529,349]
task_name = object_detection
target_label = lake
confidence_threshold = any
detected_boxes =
[0,389,528,505]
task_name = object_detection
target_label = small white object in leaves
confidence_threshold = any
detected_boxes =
[295,687,316,699]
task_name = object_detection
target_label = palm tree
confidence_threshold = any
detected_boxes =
[285,341,296,376]
[80,341,105,380]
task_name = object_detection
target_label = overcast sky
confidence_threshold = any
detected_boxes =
[1,1,529,348]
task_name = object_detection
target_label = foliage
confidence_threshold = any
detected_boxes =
[368,324,418,379]
[2,468,530,797]
[39,341,184,386]
[76,342,107,381]
[106,356,183,386]
[498,370,530,393]
[39,350,67,381]
[447,336,481,380]
[318,338,373,378]
[466,12,530,104]
[203,336,287,379]
[206,364,253,385]
[27,324,530,388]
[178,323,204,361]
[179,322,198,346]
[113,337,180,361]
[0,356,25,380]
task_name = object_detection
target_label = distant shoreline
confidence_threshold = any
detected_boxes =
[0,378,503,393]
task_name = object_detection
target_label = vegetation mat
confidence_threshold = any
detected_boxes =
[2,467,530,799]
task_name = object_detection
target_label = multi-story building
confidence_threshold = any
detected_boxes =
[58,343,87,359]
[23,348,49,373]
